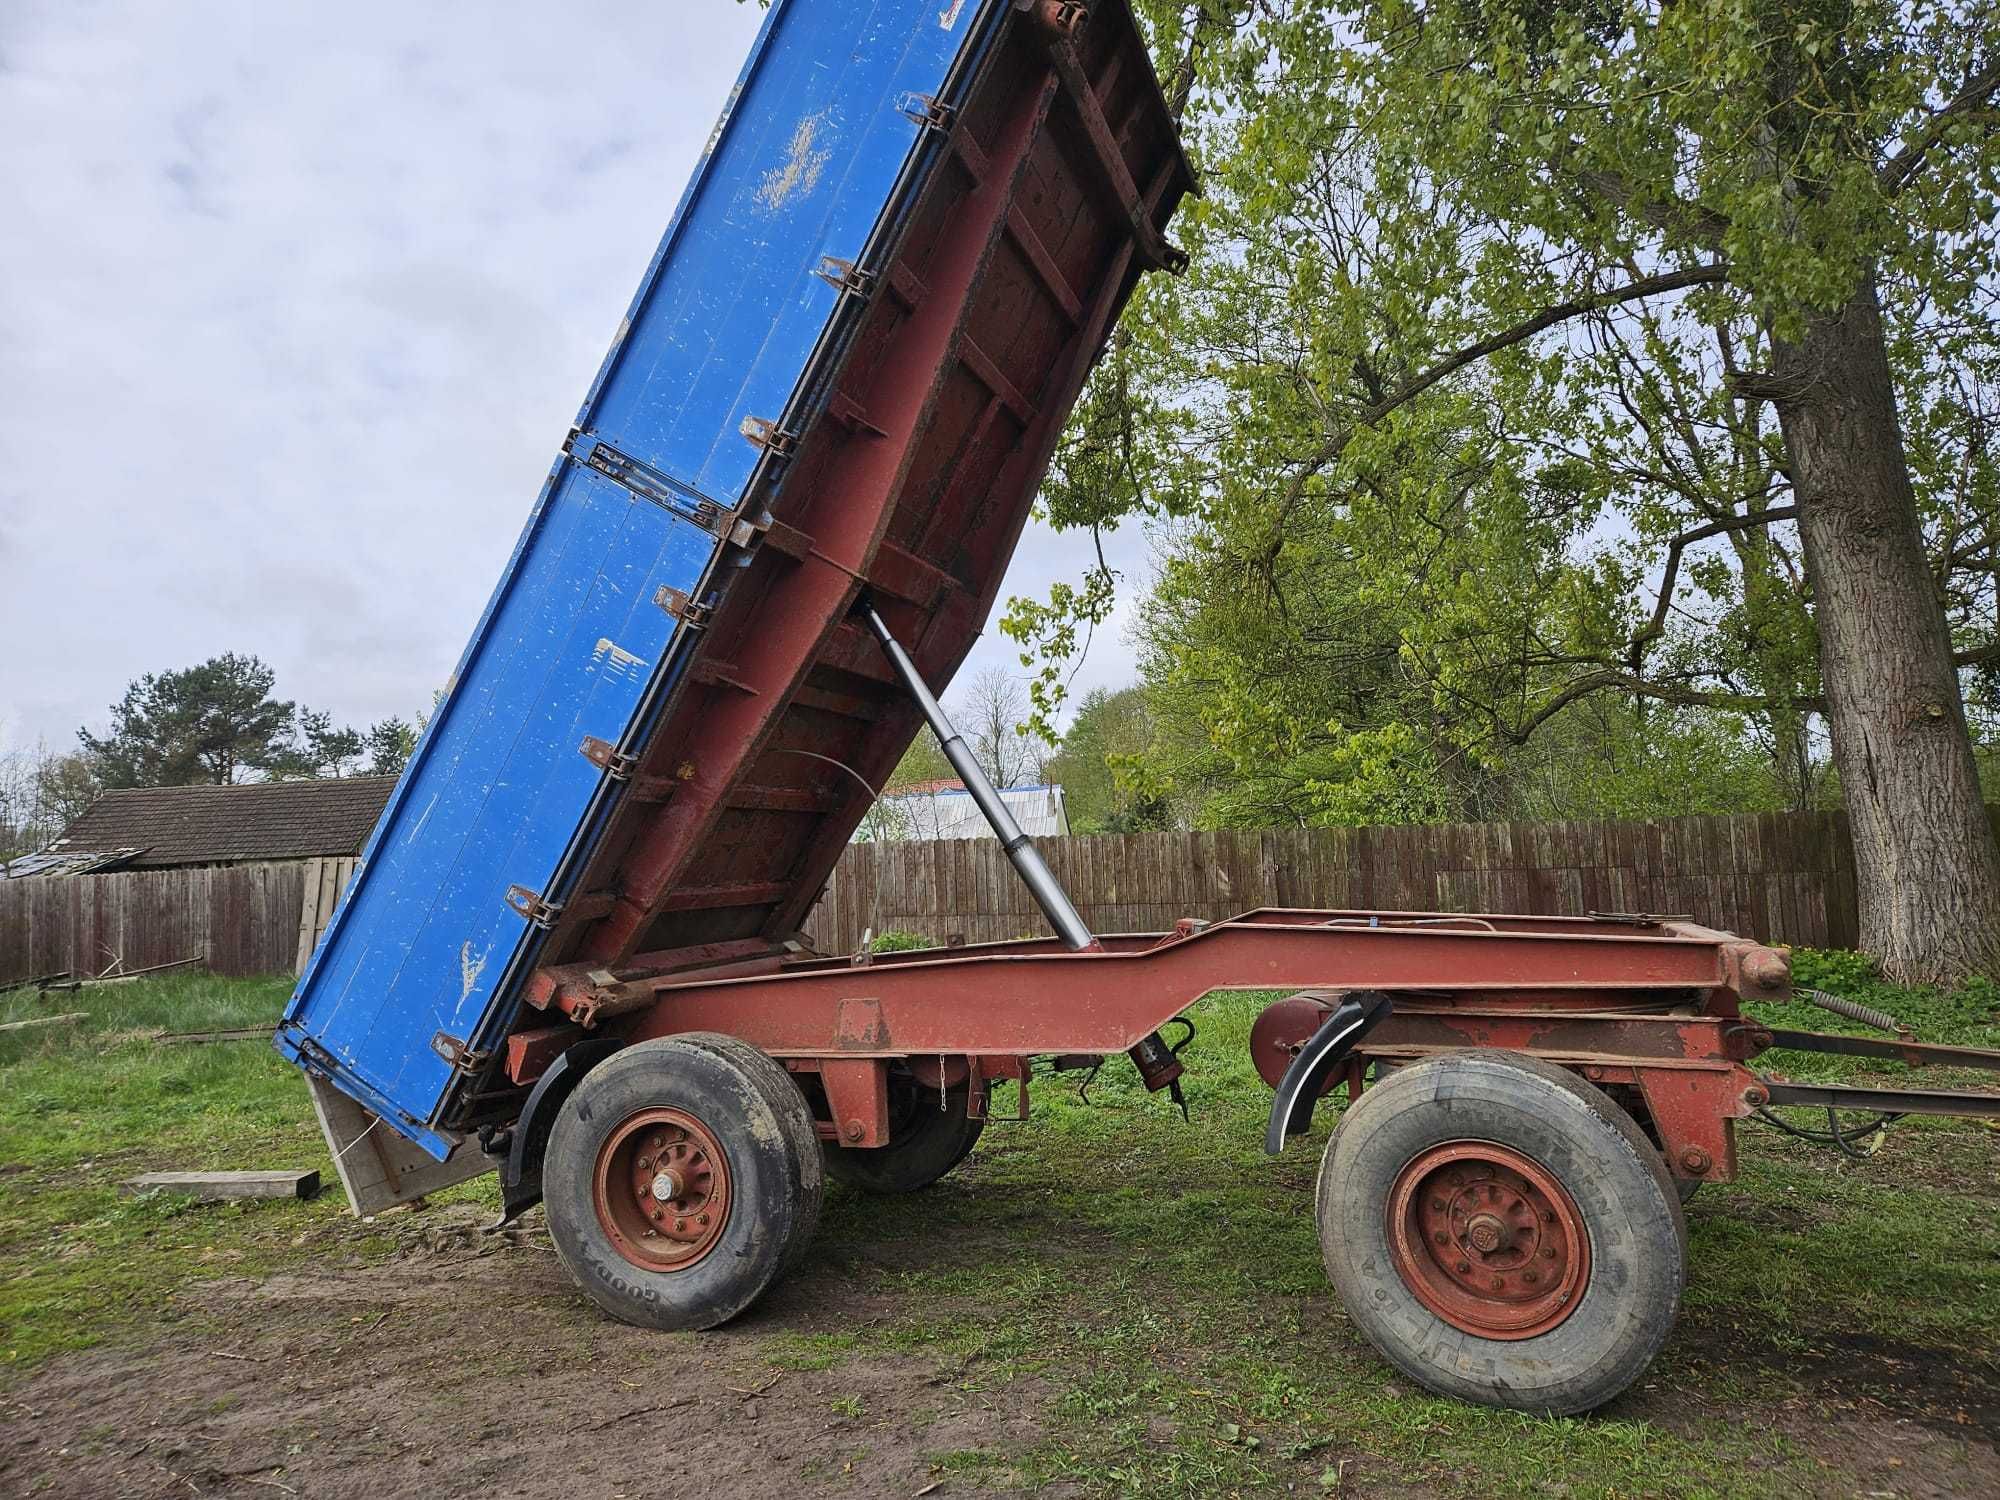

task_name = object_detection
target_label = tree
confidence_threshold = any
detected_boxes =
[365,717,418,777]
[1045,686,1176,831]
[77,654,426,786]
[80,653,297,786]
[1013,0,2000,980]
[953,667,1040,788]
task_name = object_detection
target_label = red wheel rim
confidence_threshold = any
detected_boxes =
[591,1107,731,1272]
[1385,1140,1590,1339]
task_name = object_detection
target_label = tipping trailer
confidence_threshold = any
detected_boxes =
[281,0,2000,1415]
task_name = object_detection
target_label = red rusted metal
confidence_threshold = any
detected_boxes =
[1388,1142,1591,1339]
[506,2,1197,1042]
[592,1107,731,1273]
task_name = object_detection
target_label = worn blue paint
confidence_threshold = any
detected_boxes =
[278,0,1006,1158]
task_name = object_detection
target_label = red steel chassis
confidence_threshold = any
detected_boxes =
[496,905,2000,1190]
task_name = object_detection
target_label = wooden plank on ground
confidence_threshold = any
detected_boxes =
[122,1170,320,1201]
[0,1012,86,1033]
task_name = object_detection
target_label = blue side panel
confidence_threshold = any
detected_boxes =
[279,0,1001,1157]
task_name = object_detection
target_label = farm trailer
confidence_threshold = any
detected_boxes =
[277,0,2000,1415]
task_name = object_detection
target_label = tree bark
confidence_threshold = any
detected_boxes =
[1771,277,2000,983]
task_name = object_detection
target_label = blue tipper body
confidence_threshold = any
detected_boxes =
[276,0,1009,1159]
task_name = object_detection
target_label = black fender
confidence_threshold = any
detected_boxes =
[1263,991,1393,1155]
[498,1036,624,1222]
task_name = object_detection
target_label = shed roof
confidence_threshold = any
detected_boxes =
[45,777,397,869]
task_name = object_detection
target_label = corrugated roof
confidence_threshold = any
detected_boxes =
[0,847,144,880]
[45,777,397,868]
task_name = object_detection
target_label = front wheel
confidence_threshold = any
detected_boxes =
[544,1032,822,1331]
[1317,1051,1686,1414]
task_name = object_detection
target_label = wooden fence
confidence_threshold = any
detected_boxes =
[0,862,308,985]
[6,807,1995,987]
[802,808,1979,955]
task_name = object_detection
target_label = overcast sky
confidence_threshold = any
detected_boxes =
[0,0,1148,757]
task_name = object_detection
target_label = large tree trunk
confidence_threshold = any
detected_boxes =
[1771,277,2000,983]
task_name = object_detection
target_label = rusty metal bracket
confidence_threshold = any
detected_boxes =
[504,884,563,929]
[580,735,638,781]
[814,255,876,300]
[898,92,957,134]
[430,1030,491,1074]
[653,586,711,628]
[739,415,799,458]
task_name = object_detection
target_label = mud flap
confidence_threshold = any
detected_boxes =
[306,1073,494,1216]
[1263,991,1393,1155]
[498,1036,625,1224]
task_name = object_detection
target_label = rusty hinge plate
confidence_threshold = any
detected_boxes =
[899,92,956,133]
[814,255,876,300]
[654,586,712,627]
[431,1030,491,1073]
[739,415,798,458]
[505,884,563,929]
[579,735,638,780]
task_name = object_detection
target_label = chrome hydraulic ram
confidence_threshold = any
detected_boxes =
[863,604,1187,1105]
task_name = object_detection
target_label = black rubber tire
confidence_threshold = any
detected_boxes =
[822,1078,984,1194]
[545,1033,822,1331]
[1317,1050,1686,1415]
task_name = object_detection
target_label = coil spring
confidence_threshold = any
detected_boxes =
[1802,988,1910,1036]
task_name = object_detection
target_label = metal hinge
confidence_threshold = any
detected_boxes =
[564,430,734,537]
[814,255,876,299]
[505,884,563,929]
[580,735,637,780]
[899,92,957,133]
[654,586,711,627]
[431,1031,491,1073]
[739,415,798,458]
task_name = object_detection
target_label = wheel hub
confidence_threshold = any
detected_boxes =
[591,1106,731,1272]
[1386,1140,1589,1339]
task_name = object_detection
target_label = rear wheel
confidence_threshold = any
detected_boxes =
[822,1077,983,1194]
[1317,1051,1685,1414]
[545,1033,822,1331]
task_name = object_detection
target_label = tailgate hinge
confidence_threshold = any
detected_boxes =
[899,92,957,134]
[739,415,799,459]
[431,1031,492,1074]
[505,884,563,929]
[654,586,711,628]
[814,256,876,300]
[579,735,638,780]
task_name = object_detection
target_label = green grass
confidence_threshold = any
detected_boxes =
[2,956,1996,1497]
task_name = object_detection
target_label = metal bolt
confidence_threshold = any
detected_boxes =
[652,1135,666,1150]
[1523,1270,1539,1285]
[1433,1231,1449,1246]
[637,1156,651,1170]
[1455,1261,1471,1275]
[1541,1210,1555,1223]
[674,1218,686,1233]
[1541,1247,1556,1260]
[1431,1198,1445,1211]
[696,1214,709,1227]
[649,1209,662,1221]
[1679,1146,1712,1175]
[1490,1277,1505,1292]
[844,1120,865,1142]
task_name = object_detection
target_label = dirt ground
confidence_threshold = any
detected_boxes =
[1,1207,1062,1500]
[2,1199,1995,1500]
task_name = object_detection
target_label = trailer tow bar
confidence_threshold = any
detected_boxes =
[862,603,1187,1110]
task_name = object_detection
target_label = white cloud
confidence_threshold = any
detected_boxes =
[0,0,1142,755]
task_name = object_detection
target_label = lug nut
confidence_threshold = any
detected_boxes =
[1455,1261,1471,1275]
[674,1218,686,1233]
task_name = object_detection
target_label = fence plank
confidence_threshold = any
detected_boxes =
[797,807,1971,957]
